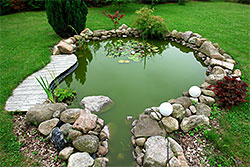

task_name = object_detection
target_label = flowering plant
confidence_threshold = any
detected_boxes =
[103,10,124,29]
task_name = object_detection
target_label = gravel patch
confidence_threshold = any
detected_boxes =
[13,114,65,167]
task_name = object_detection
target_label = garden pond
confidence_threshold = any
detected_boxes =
[59,38,207,166]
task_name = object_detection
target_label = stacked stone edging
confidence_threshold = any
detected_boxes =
[25,96,113,167]
[26,24,242,167]
[129,29,242,167]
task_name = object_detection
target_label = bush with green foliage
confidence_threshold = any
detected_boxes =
[178,0,187,5]
[237,0,249,4]
[0,0,45,15]
[134,7,168,39]
[54,87,76,104]
[106,0,133,11]
[84,0,111,7]
[45,0,88,38]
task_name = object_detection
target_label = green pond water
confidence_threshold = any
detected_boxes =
[59,38,207,166]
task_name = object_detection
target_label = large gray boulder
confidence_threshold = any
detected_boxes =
[93,30,104,37]
[38,118,59,136]
[182,31,192,42]
[80,96,114,113]
[60,109,81,123]
[210,58,234,70]
[196,103,211,117]
[80,28,93,37]
[59,147,74,160]
[143,136,174,167]
[132,114,166,138]
[57,41,74,54]
[199,95,215,106]
[212,66,226,75]
[167,137,183,154]
[68,129,82,141]
[60,123,73,136]
[199,41,225,60]
[201,89,215,97]
[162,117,179,133]
[68,152,94,167]
[73,135,99,153]
[180,115,209,132]
[205,74,225,84]
[172,104,185,120]
[73,109,97,133]
[26,103,67,124]
[175,97,192,109]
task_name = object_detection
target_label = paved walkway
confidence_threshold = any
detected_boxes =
[5,54,77,112]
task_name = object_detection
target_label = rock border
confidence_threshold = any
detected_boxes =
[20,24,242,167]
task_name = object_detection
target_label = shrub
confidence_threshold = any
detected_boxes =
[0,0,12,15]
[0,0,45,15]
[10,0,25,10]
[45,0,88,38]
[27,0,45,10]
[178,0,187,5]
[134,7,168,39]
[106,0,133,11]
[84,0,111,7]
[238,0,250,4]
[54,87,76,104]
[102,10,124,29]
[208,76,249,109]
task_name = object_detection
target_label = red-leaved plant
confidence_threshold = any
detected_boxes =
[103,10,124,29]
[208,76,249,109]
[10,0,25,11]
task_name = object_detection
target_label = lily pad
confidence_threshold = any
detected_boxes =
[124,60,130,63]
[118,60,125,64]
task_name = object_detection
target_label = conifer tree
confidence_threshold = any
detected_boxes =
[45,0,88,38]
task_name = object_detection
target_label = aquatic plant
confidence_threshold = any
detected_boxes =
[53,87,76,104]
[107,39,159,64]
[36,76,55,103]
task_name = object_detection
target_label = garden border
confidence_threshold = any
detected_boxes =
[6,23,242,167]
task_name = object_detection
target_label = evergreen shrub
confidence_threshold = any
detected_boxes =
[45,0,88,38]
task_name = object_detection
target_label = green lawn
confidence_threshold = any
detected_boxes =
[0,2,249,166]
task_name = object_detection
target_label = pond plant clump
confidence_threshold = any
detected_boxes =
[108,39,159,64]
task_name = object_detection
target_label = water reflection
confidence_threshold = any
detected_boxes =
[72,38,195,87]
[74,46,93,85]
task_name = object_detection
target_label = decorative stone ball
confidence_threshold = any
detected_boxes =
[159,102,173,116]
[189,86,201,98]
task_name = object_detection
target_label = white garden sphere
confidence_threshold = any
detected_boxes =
[159,102,173,116]
[189,86,201,98]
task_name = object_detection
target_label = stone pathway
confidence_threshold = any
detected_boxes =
[5,54,77,112]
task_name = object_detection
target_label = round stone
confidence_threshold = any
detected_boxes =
[159,102,173,116]
[189,86,201,98]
